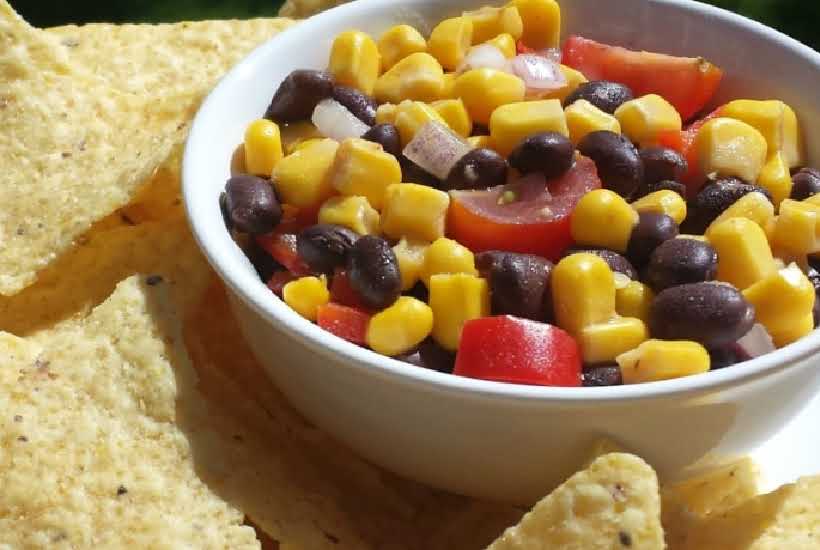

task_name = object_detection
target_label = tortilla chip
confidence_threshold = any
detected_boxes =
[278,0,351,18]
[487,453,665,550]
[0,3,188,296]
[0,276,258,548]
[663,458,759,517]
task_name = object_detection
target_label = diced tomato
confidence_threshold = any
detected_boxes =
[516,39,535,54]
[276,203,318,234]
[562,35,723,121]
[447,156,601,261]
[256,232,312,276]
[656,129,684,153]
[317,303,370,345]
[454,316,582,386]
[675,106,724,196]
[330,269,368,310]
[267,270,298,296]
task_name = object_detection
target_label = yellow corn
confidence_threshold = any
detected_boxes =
[318,195,380,235]
[695,117,768,183]
[631,190,687,225]
[721,99,791,160]
[571,189,639,253]
[541,65,588,103]
[743,263,815,337]
[381,183,450,241]
[328,30,380,95]
[440,72,458,100]
[429,273,490,351]
[374,52,445,104]
[565,99,621,145]
[486,33,517,58]
[428,16,473,71]
[614,94,682,147]
[771,199,820,255]
[464,6,523,43]
[509,0,561,49]
[394,100,449,145]
[617,340,710,384]
[377,24,427,71]
[616,281,655,323]
[552,253,616,335]
[770,312,814,348]
[758,151,793,210]
[489,98,569,155]
[707,191,774,233]
[467,135,496,150]
[366,296,434,356]
[431,98,473,137]
[676,234,709,243]
[392,238,429,290]
[806,194,820,208]
[453,68,526,125]
[331,138,402,209]
[282,276,329,321]
[706,217,776,289]
[782,104,804,168]
[420,237,478,285]
[272,138,339,208]
[280,121,323,155]
[290,137,325,153]
[243,119,283,176]
[580,317,648,364]
[375,103,398,125]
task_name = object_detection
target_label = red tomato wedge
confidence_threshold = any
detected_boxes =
[317,303,370,345]
[454,316,582,386]
[562,35,723,121]
[657,106,723,197]
[447,156,601,261]
[330,269,368,310]
[266,270,298,296]
[256,232,312,276]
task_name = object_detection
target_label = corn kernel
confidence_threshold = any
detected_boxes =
[420,237,478,285]
[431,98,473,138]
[509,0,561,49]
[564,99,621,145]
[290,137,325,153]
[806,195,820,208]
[616,281,654,323]
[771,199,820,255]
[467,135,496,150]
[580,317,648,364]
[464,6,523,43]
[486,33,517,58]
[377,24,427,71]
[552,253,616,335]
[489,98,568,155]
[428,16,473,71]
[707,191,774,232]
[282,276,329,321]
[429,273,490,351]
[272,138,339,208]
[614,94,682,147]
[695,117,768,183]
[631,190,687,225]
[392,238,429,290]
[782,104,804,168]
[243,119,283,176]
[743,263,815,336]
[281,121,323,155]
[440,72,458,100]
[328,30,380,95]
[375,103,398,125]
[331,138,402,209]
[571,189,639,253]
[366,296,434,356]
[721,99,787,158]
[617,340,710,384]
[454,68,526,125]
[374,52,445,104]
[758,152,792,210]
[706,217,776,289]
[676,234,709,243]
[318,195,380,235]
[394,100,449,146]
[541,65,588,103]
[770,312,814,348]
[381,183,450,241]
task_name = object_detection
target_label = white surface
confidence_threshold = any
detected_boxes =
[183,0,820,502]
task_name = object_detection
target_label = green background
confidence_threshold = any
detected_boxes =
[10,0,820,51]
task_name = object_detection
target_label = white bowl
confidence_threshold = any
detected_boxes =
[184,0,820,503]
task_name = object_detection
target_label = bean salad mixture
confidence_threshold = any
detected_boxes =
[221,0,820,387]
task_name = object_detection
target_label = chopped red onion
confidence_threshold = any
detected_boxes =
[533,47,562,63]
[736,323,776,359]
[511,54,566,94]
[403,121,473,181]
[457,44,511,74]
[311,98,370,141]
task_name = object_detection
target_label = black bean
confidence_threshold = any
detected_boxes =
[265,69,335,123]
[362,123,401,157]
[563,80,634,114]
[219,192,233,232]
[246,238,284,283]
[224,175,282,234]
[577,131,643,199]
[635,179,687,200]
[476,251,553,320]
[396,338,456,373]
[471,123,489,137]
[646,238,718,291]
[626,212,678,268]
[331,85,377,125]
[582,365,623,386]
[297,224,359,275]
[400,156,442,188]
[790,168,820,201]
[508,132,574,179]
[682,177,772,234]
[445,148,509,190]
[407,281,429,303]
[563,247,638,280]
[650,282,756,349]
[709,346,744,370]
[347,235,402,309]
[814,297,820,328]
[640,147,688,185]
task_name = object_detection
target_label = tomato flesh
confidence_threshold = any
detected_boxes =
[317,303,370,345]
[256,232,312,276]
[454,316,582,386]
[447,156,601,261]
[330,269,368,310]
[562,35,723,121]
[266,270,298,296]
